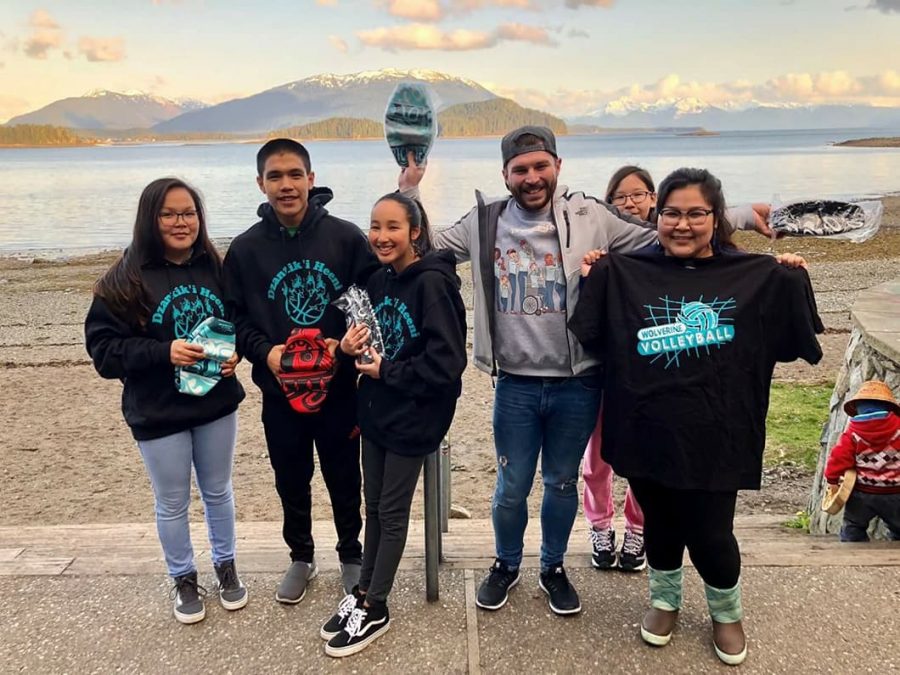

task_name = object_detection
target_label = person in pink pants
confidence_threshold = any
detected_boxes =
[582,166,656,571]
[583,411,646,571]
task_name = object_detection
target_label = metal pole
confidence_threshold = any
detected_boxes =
[423,450,440,602]
[440,436,451,535]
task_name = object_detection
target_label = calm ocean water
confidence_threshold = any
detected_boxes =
[1,128,899,253]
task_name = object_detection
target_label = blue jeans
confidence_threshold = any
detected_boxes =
[138,412,238,577]
[492,372,603,569]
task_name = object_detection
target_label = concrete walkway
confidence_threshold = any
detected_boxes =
[1,516,898,674]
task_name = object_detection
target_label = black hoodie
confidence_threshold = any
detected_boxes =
[358,249,468,456]
[223,188,379,398]
[84,249,245,441]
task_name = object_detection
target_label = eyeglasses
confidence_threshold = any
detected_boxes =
[159,210,199,225]
[658,208,714,226]
[610,190,653,206]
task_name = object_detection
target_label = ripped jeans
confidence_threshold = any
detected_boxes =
[492,371,603,570]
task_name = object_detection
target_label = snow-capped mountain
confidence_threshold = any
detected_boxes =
[569,97,900,131]
[6,90,209,130]
[154,69,496,134]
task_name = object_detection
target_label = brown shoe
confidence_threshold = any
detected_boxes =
[713,620,747,665]
[640,607,678,646]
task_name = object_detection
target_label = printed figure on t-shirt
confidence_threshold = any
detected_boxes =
[499,274,511,312]
[515,245,528,311]
[542,253,557,311]
[506,249,520,313]
[493,248,503,311]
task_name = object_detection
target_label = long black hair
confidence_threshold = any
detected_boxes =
[373,192,434,258]
[93,177,220,327]
[656,167,736,251]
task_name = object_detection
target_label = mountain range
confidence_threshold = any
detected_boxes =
[6,90,207,130]
[6,70,900,133]
[571,98,900,131]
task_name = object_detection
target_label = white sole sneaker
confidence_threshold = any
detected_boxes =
[590,555,617,570]
[715,642,748,666]
[474,573,520,610]
[538,578,582,616]
[219,586,249,611]
[640,624,672,646]
[617,558,648,573]
[275,564,318,604]
[324,621,390,657]
[174,605,206,625]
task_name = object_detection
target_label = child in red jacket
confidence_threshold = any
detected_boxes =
[824,380,900,541]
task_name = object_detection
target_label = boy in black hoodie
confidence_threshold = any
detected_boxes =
[321,193,467,658]
[223,139,378,603]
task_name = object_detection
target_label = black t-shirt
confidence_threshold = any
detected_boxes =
[568,248,823,491]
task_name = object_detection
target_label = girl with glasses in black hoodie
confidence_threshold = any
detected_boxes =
[85,178,246,624]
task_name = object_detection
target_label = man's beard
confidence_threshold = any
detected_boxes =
[508,177,556,211]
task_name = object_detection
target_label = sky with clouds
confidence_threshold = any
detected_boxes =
[0,0,899,122]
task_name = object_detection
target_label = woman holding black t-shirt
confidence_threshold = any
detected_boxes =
[570,167,822,666]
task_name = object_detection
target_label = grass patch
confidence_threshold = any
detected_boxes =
[783,510,811,531]
[765,382,833,469]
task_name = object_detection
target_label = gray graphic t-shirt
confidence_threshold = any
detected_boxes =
[493,200,570,376]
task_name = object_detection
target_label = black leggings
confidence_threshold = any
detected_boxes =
[359,438,427,604]
[629,478,741,589]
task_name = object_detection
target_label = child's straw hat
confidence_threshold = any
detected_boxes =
[843,380,899,416]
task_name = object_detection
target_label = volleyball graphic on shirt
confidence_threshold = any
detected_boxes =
[677,301,719,332]
[636,296,736,368]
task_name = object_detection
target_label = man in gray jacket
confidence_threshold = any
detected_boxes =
[399,126,761,616]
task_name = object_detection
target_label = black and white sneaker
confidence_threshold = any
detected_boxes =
[590,527,617,570]
[214,559,248,610]
[539,565,581,615]
[618,530,647,572]
[320,589,362,641]
[325,604,390,658]
[475,559,520,610]
[171,571,207,624]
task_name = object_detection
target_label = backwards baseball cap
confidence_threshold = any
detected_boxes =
[501,125,558,167]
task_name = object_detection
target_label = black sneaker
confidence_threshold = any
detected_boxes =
[320,588,362,641]
[618,530,647,572]
[325,604,391,658]
[170,571,207,624]
[475,559,520,610]
[590,527,617,570]
[214,559,249,610]
[539,565,581,615]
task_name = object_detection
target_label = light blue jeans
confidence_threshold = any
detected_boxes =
[492,372,603,570]
[137,412,238,577]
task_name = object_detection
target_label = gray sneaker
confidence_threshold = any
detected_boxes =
[275,560,318,604]
[214,559,249,610]
[340,562,361,595]
[171,571,207,624]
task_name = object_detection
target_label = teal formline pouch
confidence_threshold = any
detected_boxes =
[175,316,236,396]
[385,82,437,168]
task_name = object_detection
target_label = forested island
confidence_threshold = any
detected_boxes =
[834,137,900,148]
[0,124,93,147]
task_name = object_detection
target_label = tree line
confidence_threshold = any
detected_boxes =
[0,124,90,146]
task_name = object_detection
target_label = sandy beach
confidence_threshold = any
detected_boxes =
[2,197,899,534]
